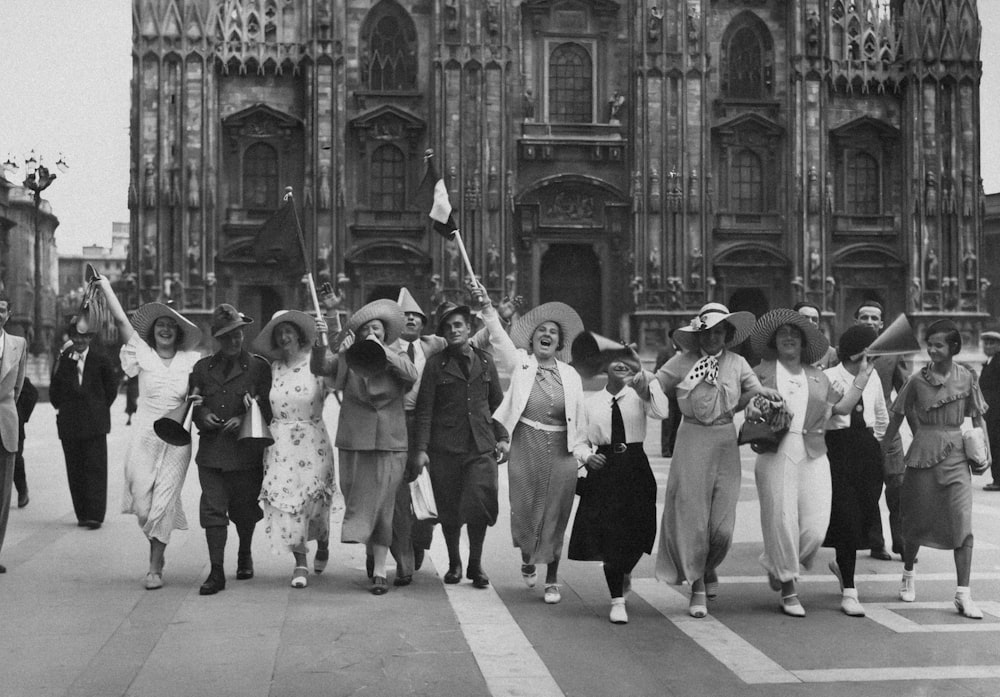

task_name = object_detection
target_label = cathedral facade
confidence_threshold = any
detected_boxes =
[130,0,985,352]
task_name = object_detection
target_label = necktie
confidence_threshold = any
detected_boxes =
[611,397,626,444]
[407,341,416,363]
[77,354,85,385]
[850,392,866,430]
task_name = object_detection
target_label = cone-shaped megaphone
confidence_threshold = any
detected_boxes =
[571,332,639,378]
[866,313,921,356]
[238,396,273,447]
[154,400,196,446]
[346,338,388,378]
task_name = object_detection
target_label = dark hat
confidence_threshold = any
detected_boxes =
[211,304,253,337]
[837,325,878,362]
[434,301,472,337]
[749,308,831,365]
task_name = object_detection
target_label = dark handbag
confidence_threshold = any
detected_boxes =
[738,419,787,454]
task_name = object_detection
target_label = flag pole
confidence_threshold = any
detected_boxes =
[451,229,477,282]
[283,186,328,346]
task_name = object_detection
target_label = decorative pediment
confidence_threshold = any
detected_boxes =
[830,116,900,141]
[349,105,426,140]
[222,104,302,138]
[712,112,784,138]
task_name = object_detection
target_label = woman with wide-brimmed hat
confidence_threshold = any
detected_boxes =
[311,299,417,595]
[882,319,991,619]
[252,310,337,589]
[654,302,772,618]
[477,289,589,604]
[748,308,871,617]
[92,275,203,590]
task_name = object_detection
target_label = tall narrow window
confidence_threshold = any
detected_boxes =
[548,42,593,123]
[370,144,405,210]
[727,28,763,98]
[846,152,879,214]
[243,142,278,209]
[732,149,763,212]
[361,1,418,91]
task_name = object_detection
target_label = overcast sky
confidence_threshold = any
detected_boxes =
[1,1,998,254]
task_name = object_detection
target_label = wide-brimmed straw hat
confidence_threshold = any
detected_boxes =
[131,302,202,351]
[251,310,317,359]
[673,302,755,354]
[982,328,1000,342]
[750,308,831,365]
[510,302,585,363]
[347,299,405,345]
[211,304,253,337]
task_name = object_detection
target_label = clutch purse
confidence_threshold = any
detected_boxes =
[409,467,438,521]
[738,419,787,454]
[963,427,991,474]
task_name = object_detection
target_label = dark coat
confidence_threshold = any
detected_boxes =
[190,349,272,471]
[49,347,118,440]
[414,345,506,455]
[980,356,1000,422]
[16,376,37,444]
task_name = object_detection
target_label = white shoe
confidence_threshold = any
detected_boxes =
[955,594,984,619]
[840,589,866,617]
[688,590,708,618]
[609,597,628,624]
[781,594,806,618]
[521,564,537,588]
[291,566,308,588]
[899,572,915,602]
[543,583,561,604]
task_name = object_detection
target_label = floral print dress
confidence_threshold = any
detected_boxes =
[260,353,337,553]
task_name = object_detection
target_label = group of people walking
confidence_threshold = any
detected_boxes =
[0,279,992,626]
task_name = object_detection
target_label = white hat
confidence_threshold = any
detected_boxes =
[396,288,426,320]
[251,310,317,359]
[673,303,755,354]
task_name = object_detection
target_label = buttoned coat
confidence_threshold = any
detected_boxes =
[49,346,118,440]
[414,346,506,455]
[190,349,272,470]
[754,360,838,459]
[0,332,27,453]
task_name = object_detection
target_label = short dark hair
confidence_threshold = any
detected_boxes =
[854,300,884,319]
[533,320,565,353]
[271,321,306,350]
[793,301,821,315]
[766,323,807,358]
[926,320,962,356]
[144,319,185,350]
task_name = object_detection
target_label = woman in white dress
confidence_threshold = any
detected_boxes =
[94,276,202,590]
[252,311,337,589]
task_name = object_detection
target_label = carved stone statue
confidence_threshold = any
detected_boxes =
[648,6,663,42]
[925,171,938,215]
[687,6,699,51]
[806,10,820,57]
[128,164,139,210]
[630,276,645,310]
[444,0,459,34]
[809,247,822,288]
[143,160,157,209]
[908,278,922,313]
[485,3,500,37]
[186,162,200,209]
[647,247,662,289]
[925,248,940,288]
[522,89,535,120]
[487,241,501,287]
[608,91,625,123]
[964,249,977,290]
[319,164,331,210]
[807,166,819,214]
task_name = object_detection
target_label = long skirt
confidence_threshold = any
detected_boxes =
[508,423,578,564]
[121,413,191,544]
[339,450,406,546]
[568,445,656,567]
[823,428,884,549]
[755,433,831,582]
[655,420,741,585]
[261,497,331,554]
[901,460,973,549]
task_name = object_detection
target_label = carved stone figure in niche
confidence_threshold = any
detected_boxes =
[648,164,661,214]
[143,160,157,208]
[704,171,714,213]
[688,248,703,290]
[687,6,699,51]
[825,171,834,211]
[962,172,973,217]
[630,276,645,309]
[908,278,922,313]
[304,168,313,207]
[444,0,459,34]
[187,162,200,209]
[546,190,594,221]
[631,170,643,212]
[647,247,662,289]
[963,249,977,290]
[807,167,819,214]
[319,164,331,210]
[824,275,836,307]
[167,167,179,207]
[316,245,332,285]
[806,10,820,57]
[941,176,954,214]
[648,6,663,42]
[128,164,139,210]
[169,273,185,310]
[809,247,822,288]
[925,248,940,289]
[142,243,157,287]
[187,242,202,283]
[925,171,938,215]
[666,277,684,310]
[485,3,500,37]
[487,165,500,211]
[445,238,461,285]
[522,89,535,121]
[608,91,625,124]
[429,274,445,306]
[687,169,699,213]
[465,171,481,211]
[486,242,501,287]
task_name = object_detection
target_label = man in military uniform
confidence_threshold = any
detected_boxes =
[190,304,272,595]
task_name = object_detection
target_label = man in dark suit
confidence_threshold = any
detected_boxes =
[413,302,508,588]
[49,316,118,530]
[979,329,1000,491]
[190,304,271,596]
[0,291,28,573]
[13,376,38,508]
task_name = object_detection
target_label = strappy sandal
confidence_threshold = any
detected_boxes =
[291,566,308,589]
[781,594,805,617]
[689,590,708,618]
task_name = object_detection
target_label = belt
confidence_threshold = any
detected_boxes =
[518,417,567,433]
[597,442,643,455]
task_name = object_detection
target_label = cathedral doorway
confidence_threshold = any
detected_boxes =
[540,244,602,332]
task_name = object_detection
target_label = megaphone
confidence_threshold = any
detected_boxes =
[571,332,638,378]
[866,313,921,356]
[345,338,388,378]
[238,396,274,447]
[154,400,196,446]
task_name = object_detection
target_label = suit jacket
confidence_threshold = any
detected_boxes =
[980,356,1000,423]
[50,347,118,440]
[872,354,910,402]
[414,345,506,455]
[0,331,27,453]
[754,360,835,459]
[191,349,272,470]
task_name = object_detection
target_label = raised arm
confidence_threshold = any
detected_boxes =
[94,276,135,343]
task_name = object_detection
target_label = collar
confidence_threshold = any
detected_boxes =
[700,349,724,359]
[209,349,249,369]
[921,364,951,387]
[606,385,629,402]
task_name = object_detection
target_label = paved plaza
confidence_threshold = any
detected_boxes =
[3,398,1000,697]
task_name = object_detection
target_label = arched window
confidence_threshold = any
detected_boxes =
[243,143,278,209]
[361,1,417,91]
[721,13,773,99]
[732,150,763,212]
[548,42,593,123]
[370,144,405,210]
[846,152,879,214]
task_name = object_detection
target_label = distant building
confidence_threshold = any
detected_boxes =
[58,222,130,294]
[983,193,1000,321]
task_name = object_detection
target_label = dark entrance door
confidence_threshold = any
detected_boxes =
[540,243,602,332]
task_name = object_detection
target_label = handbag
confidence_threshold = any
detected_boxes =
[738,419,787,454]
[963,427,991,474]
[409,467,438,521]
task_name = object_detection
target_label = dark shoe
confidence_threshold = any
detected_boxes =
[413,547,425,571]
[371,575,388,595]
[199,566,226,595]
[365,554,374,579]
[16,492,28,508]
[870,548,892,561]
[443,564,463,584]
[985,483,1000,491]
[467,564,490,588]
[236,553,254,580]
[394,575,412,587]
[314,548,329,574]
[83,520,102,530]
[0,564,6,573]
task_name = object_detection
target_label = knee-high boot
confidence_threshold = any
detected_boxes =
[199,526,227,595]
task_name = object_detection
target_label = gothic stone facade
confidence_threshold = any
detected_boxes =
[131,0,985,352]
